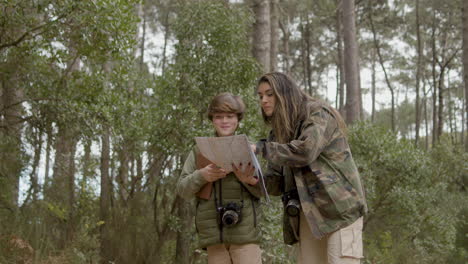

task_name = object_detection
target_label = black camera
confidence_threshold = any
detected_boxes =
[282,190,301,217]
[218,202,242,227]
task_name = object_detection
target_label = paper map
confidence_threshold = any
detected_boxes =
[195,134,270,202]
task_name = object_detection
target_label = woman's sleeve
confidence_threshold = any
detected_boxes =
[258,111,333,168]
[177,151,208,200]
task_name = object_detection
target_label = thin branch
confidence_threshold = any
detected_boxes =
[0,97,64,113]
[0,11,70,51]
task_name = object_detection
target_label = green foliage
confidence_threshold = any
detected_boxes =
[349,122,466,264]
[154,0,261,155]
[1,0,466,263]
[260,197,296,264]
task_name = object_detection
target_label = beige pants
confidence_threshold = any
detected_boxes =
[207,243,262,264]
[297,212,363,264]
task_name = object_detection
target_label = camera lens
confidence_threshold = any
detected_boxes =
[286,199,300,217]
[222,210,239,226]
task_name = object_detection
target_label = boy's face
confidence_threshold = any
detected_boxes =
[212,112,238,137]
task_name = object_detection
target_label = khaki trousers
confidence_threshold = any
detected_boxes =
[297,212,363,264]
[207,243,262,264]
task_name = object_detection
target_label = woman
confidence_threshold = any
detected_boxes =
[253,72,367,264]
[177,92,262,264]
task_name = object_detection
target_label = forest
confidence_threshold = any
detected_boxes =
[0,0,467,263]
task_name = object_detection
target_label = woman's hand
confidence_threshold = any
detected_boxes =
[200,164,227,182]
[250,144,257,154]
[232,162,258,185]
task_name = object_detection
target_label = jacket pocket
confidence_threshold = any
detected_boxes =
[311,173,361,219]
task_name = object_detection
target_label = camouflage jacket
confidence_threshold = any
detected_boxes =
[258,101,367,244]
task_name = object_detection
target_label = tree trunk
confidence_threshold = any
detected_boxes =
[50,124,77,246]
[369,2,395,131]
[335,3,345,112]
[44,123,52,188]
[437,69,445,139]
[304,16,313,94]
[371,53,376,123]
[279,19,291,74]
[175,200,192,264]
[270,0,279,72]
[0,71,23,209]
[431,11,438,145]
[299,15,308,89]
[47,41,81,246]
[117,144,130,203]
[82,139,92,188]
[139,5,147,73]
[462,89,466,147]
[422,77,429,150]
[342,0,361,124]
[463,0,468,150]
[252,0,271,73]
[415,0,422,145]
[161,11,170,75]
[100,126,112,263]
[28,129,42,203]
[447,72,456,144]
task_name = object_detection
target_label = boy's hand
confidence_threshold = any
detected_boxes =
[200,164,227,182]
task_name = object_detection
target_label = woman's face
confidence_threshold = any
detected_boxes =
[212,112,239,137]
[257,82,276,117]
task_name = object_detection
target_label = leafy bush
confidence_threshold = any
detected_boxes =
[349,122,466,264]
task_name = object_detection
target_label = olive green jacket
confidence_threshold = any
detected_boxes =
[258,101,367,244]
[177,148,262,249]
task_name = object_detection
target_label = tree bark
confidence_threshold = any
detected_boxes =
[462,0,468,150]
[462,89,466,147]
[100,126,112,263]
[371,52,376,123]
[437,69,445,139]
[44,123,52,188]
[0,77,23,209]
[252,0,271,73]
[369,2,395,131]
[117,144,130,203]
[342,0,361,124]
[431,10,438,144]
[28,129,42,203]
[415,0,422,145]
[175,200,192,264]
[270,0,279,72]
[82,139,92,188]
[48,42,80,247]
[139,5,147,73]
[50,123,77,246]
[279,18,291,74]
[161,11,170,75]
[422,76,429,150]
[335,3,345,112]
[304,16,313,94]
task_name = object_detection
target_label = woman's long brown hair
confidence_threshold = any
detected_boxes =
[257,72,347,143]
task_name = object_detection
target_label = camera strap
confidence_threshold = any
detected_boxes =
[239,183,245,209]
[213,180,224,242]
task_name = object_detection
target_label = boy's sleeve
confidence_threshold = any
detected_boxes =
[177,150,208,200]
